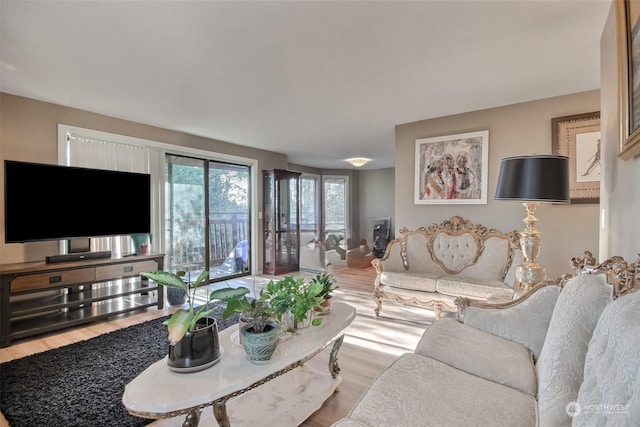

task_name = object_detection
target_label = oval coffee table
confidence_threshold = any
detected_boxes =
[123,301,356,426]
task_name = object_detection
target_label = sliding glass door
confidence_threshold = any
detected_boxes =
[323,175,349,266]
[165,155,250,283]
[299,174,323,271]
[208,163,250,279]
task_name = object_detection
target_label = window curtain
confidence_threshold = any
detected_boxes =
[61,134,163,256]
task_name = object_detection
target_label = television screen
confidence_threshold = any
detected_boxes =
[4,160,151,243]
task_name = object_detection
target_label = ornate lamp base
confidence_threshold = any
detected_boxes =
[514,202,547,299]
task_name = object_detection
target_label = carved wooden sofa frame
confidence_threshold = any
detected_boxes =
[372,216,521,319]
[456,250,640,319]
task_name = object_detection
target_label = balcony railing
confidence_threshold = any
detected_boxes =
[167,212,248,279]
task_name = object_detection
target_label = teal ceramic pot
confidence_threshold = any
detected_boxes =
[168,317,220,371]
[241,320,279,362]
[129,233,152,254]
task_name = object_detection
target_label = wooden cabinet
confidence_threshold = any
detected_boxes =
[0,253,164,347]
[263,169,301,275]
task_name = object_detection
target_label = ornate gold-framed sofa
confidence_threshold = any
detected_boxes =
[372,216,522,319]
[333,251,640,427]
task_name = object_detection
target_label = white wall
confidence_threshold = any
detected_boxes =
[357,168,395,246]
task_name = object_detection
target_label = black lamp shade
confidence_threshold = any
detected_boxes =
[495,155,570,203]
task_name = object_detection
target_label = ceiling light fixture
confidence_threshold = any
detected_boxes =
[345,157,371,167]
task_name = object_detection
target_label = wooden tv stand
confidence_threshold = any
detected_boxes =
[0,253,164,347]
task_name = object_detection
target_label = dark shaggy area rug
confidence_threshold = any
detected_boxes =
[0,303,237,427]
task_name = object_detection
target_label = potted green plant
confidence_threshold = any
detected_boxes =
[142,270,247,371]
[209,286,272,331]
[290,279,324,328]
[311,273,339,312]
[209,285,280,362]
[263,276,301,326]
[264,276,324,329]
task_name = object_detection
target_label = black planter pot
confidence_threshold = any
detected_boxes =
[167,317,220,372]
[166,288,187,306]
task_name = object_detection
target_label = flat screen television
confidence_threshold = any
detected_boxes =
[4,160,151,244]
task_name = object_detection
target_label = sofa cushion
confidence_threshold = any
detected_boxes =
[430,232,479,273]
[572,290,640,426]
[437,235,514,282]
[415,318,537,396]
[343,353,537,427]
[379,271,440,292]
[536,274,613,427]
[436,277,514,299]
[378,284,458,307]
[462,284,561,360]
[377,241,405,271]
[404,233,443,274]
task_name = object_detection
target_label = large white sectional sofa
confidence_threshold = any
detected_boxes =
[333,251,640,426]
[372,216,522,319]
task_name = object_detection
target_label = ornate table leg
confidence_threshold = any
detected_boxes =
[328,334,345,379]
[182,409,200,427]
[213,400,231,427]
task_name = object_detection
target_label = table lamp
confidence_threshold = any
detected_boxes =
[495,155,569,297]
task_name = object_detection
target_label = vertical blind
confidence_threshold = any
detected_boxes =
[61,133,164,256]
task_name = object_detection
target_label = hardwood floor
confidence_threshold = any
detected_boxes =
[0,265,437,427]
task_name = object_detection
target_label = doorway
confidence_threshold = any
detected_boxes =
[165,154,251,282]
[323,175,349,267]
[299,174,323,271]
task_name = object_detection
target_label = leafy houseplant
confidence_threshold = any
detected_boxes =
[291,280,324,327]
[209,285,279,362]
[142,270,247,344]
[264,276,302,323]
[142,269,249,371]
[314,273,339,299]
[209,286,273,333]
[264,276,324,329]
[311,273,339,311]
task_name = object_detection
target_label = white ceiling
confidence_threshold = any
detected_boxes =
[0,0,611,170]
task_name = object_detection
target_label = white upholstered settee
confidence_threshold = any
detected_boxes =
[333,251,640,427]
[372,216,522,319]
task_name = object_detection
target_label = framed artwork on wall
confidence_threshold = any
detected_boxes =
[414,130,489,205]
[551,112,601,204]
[616,0,640,160]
